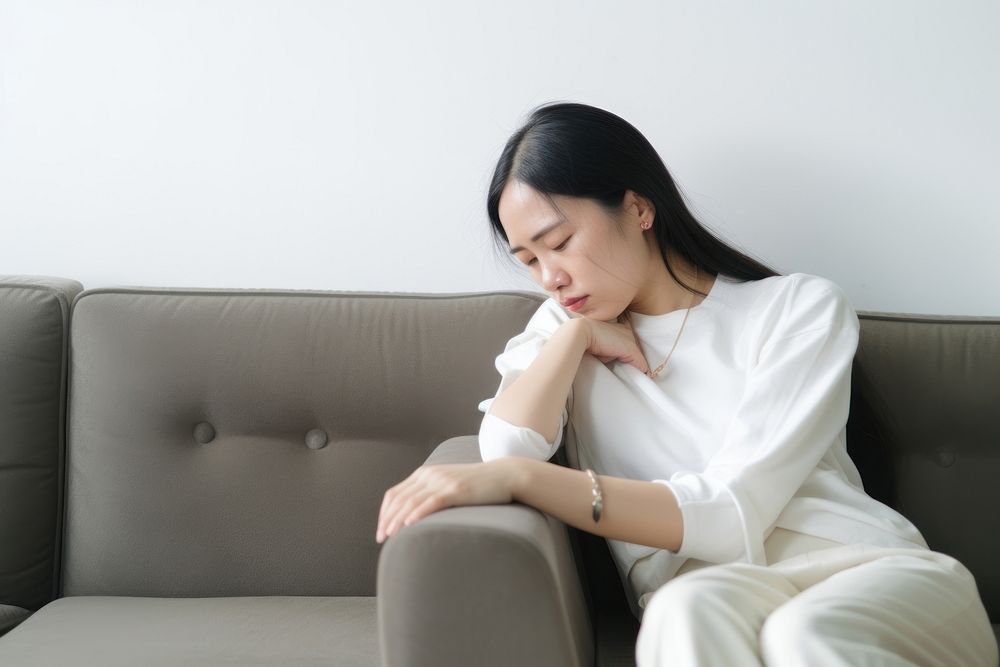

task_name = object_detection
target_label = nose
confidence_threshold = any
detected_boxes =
[540,261,568,293]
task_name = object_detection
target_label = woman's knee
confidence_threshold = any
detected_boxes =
[758,597,900,667]
[759,599,832,659]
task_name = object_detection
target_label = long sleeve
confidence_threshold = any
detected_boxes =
[478,411,565,462]
[652,278,860,565]
[476,299,573,462]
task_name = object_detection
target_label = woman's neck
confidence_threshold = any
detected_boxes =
[629,250,711,316]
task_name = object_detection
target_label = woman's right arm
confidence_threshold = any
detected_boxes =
[486,318,590,445]
[479,310,650,462]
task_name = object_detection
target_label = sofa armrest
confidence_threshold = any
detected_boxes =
[376,435,593,667]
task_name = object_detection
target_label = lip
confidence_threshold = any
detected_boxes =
[562,296,587,311]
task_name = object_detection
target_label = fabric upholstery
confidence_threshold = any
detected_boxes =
[0,605,31,637]
[850,311,1000,620]
[62,288,543,598]
[0,595,377,665]
[0,276,82,618]
[377,436,593,667]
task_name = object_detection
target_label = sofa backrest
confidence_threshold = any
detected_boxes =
[848,311,1000,621]
[47,283,1000,622]
[0,276,82,619]
[61,288,545,598]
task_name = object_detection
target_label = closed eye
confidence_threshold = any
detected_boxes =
[526,237,571,266]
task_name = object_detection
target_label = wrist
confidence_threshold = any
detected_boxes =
[503,457,535,502]
[559,317,591,351]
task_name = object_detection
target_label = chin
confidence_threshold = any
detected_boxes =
[582,310,615,323]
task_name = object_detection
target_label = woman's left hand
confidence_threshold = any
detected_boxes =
[376,459,524,543]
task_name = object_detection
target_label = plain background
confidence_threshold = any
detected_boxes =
[1,0,996,316]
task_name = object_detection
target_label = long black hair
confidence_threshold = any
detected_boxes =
[486,101,782,296]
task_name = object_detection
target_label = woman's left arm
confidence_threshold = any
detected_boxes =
[376,458,683,551]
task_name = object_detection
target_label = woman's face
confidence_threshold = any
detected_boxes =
[498,180,656,322]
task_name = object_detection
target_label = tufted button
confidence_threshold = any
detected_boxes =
[934,446,956,468]
[193,422,216,444]
[305,428,328,450]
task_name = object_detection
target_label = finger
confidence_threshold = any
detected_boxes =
[400,492,450,529]
[377,487,400,540]
[638,352,652,374]
[378,467,428,524]
[384,468,464,538]
[384,488,439,539]
[633,356,651,374]
[623,348,650,374]
[381,471,442,540]
[379,466,464,541]
[377,477,419,541]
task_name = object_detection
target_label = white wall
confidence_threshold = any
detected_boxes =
[1,0,997,315]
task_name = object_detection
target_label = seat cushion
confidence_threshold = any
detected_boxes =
[0,604,31,637]
[0,596,378,666]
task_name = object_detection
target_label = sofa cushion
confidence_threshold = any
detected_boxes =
[62,288,543,598]
[0,605,31,637]
[0,276,83,616]
[852,312,1000,623]
[0,596,378,665]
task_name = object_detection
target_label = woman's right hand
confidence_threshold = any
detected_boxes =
[572,315,651,375]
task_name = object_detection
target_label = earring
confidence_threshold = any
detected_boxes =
[640,221,651,230]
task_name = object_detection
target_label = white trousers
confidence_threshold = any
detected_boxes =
[635,528,998,666]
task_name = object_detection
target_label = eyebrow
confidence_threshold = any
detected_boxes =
[508,219,567,254]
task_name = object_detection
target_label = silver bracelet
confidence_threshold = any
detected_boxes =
[585,468,604,523]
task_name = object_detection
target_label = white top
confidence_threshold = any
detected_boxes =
[477,272,928,616]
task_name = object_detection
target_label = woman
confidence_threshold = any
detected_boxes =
[376,102,998,665]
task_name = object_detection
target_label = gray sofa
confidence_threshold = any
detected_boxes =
[0,274,997,666]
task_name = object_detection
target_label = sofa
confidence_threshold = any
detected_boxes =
[0,274,997,666]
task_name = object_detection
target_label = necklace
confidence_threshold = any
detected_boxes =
[624,269,699,379]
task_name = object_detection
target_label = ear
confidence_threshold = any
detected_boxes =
[627,189,655,223]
